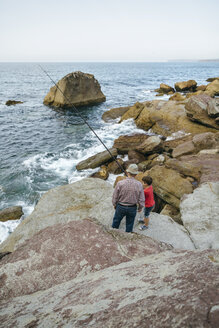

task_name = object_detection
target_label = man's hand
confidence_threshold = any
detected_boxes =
[137,208,142,213]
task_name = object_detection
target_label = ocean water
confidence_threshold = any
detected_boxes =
[0,61,219,242]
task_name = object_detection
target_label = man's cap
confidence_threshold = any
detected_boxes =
[126,164,139,175]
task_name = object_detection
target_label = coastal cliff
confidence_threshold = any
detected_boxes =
[0,77,219,328]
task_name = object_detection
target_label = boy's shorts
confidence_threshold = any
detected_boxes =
[144,205,155,218]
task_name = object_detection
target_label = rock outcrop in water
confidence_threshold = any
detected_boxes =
[5,100,23,106]
[154,77,219,98]
[0,206,23,222]
[43,71,106,108]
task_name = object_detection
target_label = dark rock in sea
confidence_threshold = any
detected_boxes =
[206,77,219,82]
[5,100,23,106]
[0,206,23,222]
[43,71,106,108]
[102,106,130,122]
[155,83,175,94]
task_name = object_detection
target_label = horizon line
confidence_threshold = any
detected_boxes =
[0,59,219,63]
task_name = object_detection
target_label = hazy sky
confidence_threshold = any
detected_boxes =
[0,0,218,62]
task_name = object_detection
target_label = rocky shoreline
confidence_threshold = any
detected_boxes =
[0,76,219,327]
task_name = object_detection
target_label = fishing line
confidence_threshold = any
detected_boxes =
[38,64,127,176]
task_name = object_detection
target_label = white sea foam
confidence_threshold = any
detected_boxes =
[15,201,34,217]
[0,219,22,244]
[166,131,190,141]
[0,185,5,195]
[24,118,146,189]
[107,173,124,186]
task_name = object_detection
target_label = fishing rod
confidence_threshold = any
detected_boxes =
[38,64,127,176]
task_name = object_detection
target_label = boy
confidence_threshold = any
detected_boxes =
[139,176,155,230]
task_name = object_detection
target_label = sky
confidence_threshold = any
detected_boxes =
[0,0,219,62]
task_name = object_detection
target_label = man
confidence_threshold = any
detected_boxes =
[112,164,145,233]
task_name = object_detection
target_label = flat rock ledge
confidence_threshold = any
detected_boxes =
[0,248,218,328]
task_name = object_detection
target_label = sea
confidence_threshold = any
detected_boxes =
[0,61,219,243]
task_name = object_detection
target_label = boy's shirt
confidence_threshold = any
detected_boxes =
[144,185,155,208]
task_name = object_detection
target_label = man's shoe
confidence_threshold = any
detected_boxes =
[139,225,148,231]
[138,218,144,224]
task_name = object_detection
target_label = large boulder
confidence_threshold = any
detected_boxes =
[205,79,219,97]
[43,71,106,108]
[180,182,219,249]
[119,102,144,122]
[185,94,219,129]
[0,206,23,222]
[0,248,218,328]
[163,134,194,153]
[113,133,149,154]
[0,178,114,253]
[165,158,201,180]
[136,136,163,155]
[178,153,219,184]
[155,83,175,94]
[172,140,196,158]
[141,166,193,209]
[172,132,219,158]
[174,79,197,92]
[76,148,117,170]
[134,100,216,137]
[207,98,219,117]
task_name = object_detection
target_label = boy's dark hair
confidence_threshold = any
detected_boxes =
[142,176,153,185]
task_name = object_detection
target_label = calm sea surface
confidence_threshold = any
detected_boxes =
[0,62,218,232]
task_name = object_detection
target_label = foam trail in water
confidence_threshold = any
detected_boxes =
[0,219,22,244]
